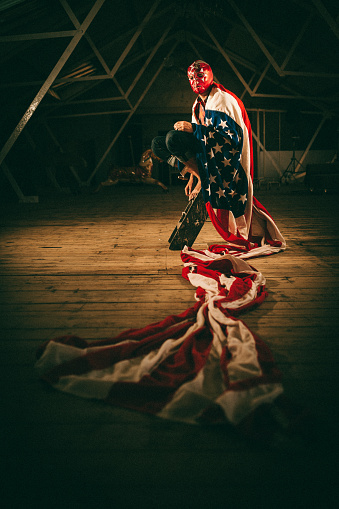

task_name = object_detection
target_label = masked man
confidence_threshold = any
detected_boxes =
[152,60,285,256]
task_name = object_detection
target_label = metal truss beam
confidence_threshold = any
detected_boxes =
[125,18,176,99]
[0,0,106,170]
[293,113,330,175]
[251,109,332,180]
[252,62,271,95]
[49,110,131,119]
[251,129,283,178]
[46,17,177,123]
[59,0,130,106]
[226,0,284,77]
[280,11,313,71]
[195,18,334,111]
[44,121,83,186]
[60,3,175,80]
[1,162,38,202]
[109,0,161,79]
[86,40,179,185]
[227,0,339,81]
[311,0,339,39]
[0,30,78,41]
[199,19,253,95]
[45,0,163,116]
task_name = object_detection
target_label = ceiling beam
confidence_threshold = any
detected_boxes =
[109,0,161,78]
[48,110,131,118]
[282,70,339,78]
[199,18,254,95]
[125,18,177,98]
[226,0,284,77]
[293,113,330,173]
[251,130,283,177]
[63,3,176,72]
[1,162,38,202]
[0,0,106,168]
[195,19,334,110]
[86,40,179,184]
[252,62,271,94]
[280,11,313,70]
[0,30,78,41]
[59,0,129,105]
[311,0,339,39]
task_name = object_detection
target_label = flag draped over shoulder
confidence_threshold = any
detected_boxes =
[36,247,285,434]
[192,84,286,256]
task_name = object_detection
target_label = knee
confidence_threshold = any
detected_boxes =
[165,130,180,152]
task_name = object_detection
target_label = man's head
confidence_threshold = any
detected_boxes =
[187,60,213,95]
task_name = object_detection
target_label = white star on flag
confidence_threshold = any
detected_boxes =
[230,148,239,156]
[206,118,213,126]
[214,143,223,153]
[216,187,226,198]
[208,148,214,159]
[201,135,208,145]
[228,189,237,198]
[219,119,228,129]
[234,172,241,183]
[209,174,217,184]
[223,180,231,188]
[226,130,234,138]
[222,157,231,167]
[239,194,247,204]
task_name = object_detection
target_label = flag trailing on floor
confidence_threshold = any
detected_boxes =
[36,247,284,432]
[191,83,286,256]
[36,80,292,439]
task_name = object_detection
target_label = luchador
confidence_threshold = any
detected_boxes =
[152,60,285,257]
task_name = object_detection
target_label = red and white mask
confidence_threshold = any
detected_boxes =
[187,61,213,95]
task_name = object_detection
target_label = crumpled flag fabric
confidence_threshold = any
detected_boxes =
[36,247,285,433]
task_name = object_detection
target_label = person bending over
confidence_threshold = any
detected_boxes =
[151,61,217,200]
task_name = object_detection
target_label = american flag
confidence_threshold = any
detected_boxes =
[36,247,290,442]
[192,84,286,255]
[34,88,291,443]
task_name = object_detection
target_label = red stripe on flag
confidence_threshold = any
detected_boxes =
[40,304,203,384]
[205,202,253,249]
[105,320,214,415]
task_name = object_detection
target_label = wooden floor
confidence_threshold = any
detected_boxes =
[1,182,338,509]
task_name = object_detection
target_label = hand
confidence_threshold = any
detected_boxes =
[174,121,193,133]
[189,182,201,201]
[185,174,194,197]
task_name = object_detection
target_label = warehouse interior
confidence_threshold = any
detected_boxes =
[0,0,338,200]
[1,1,339,508]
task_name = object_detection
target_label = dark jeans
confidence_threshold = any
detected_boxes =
[151,130,200,164]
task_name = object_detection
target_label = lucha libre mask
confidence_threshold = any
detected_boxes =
[187,61,213,94]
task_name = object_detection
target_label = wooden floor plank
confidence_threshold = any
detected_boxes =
[1,184,338,508]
